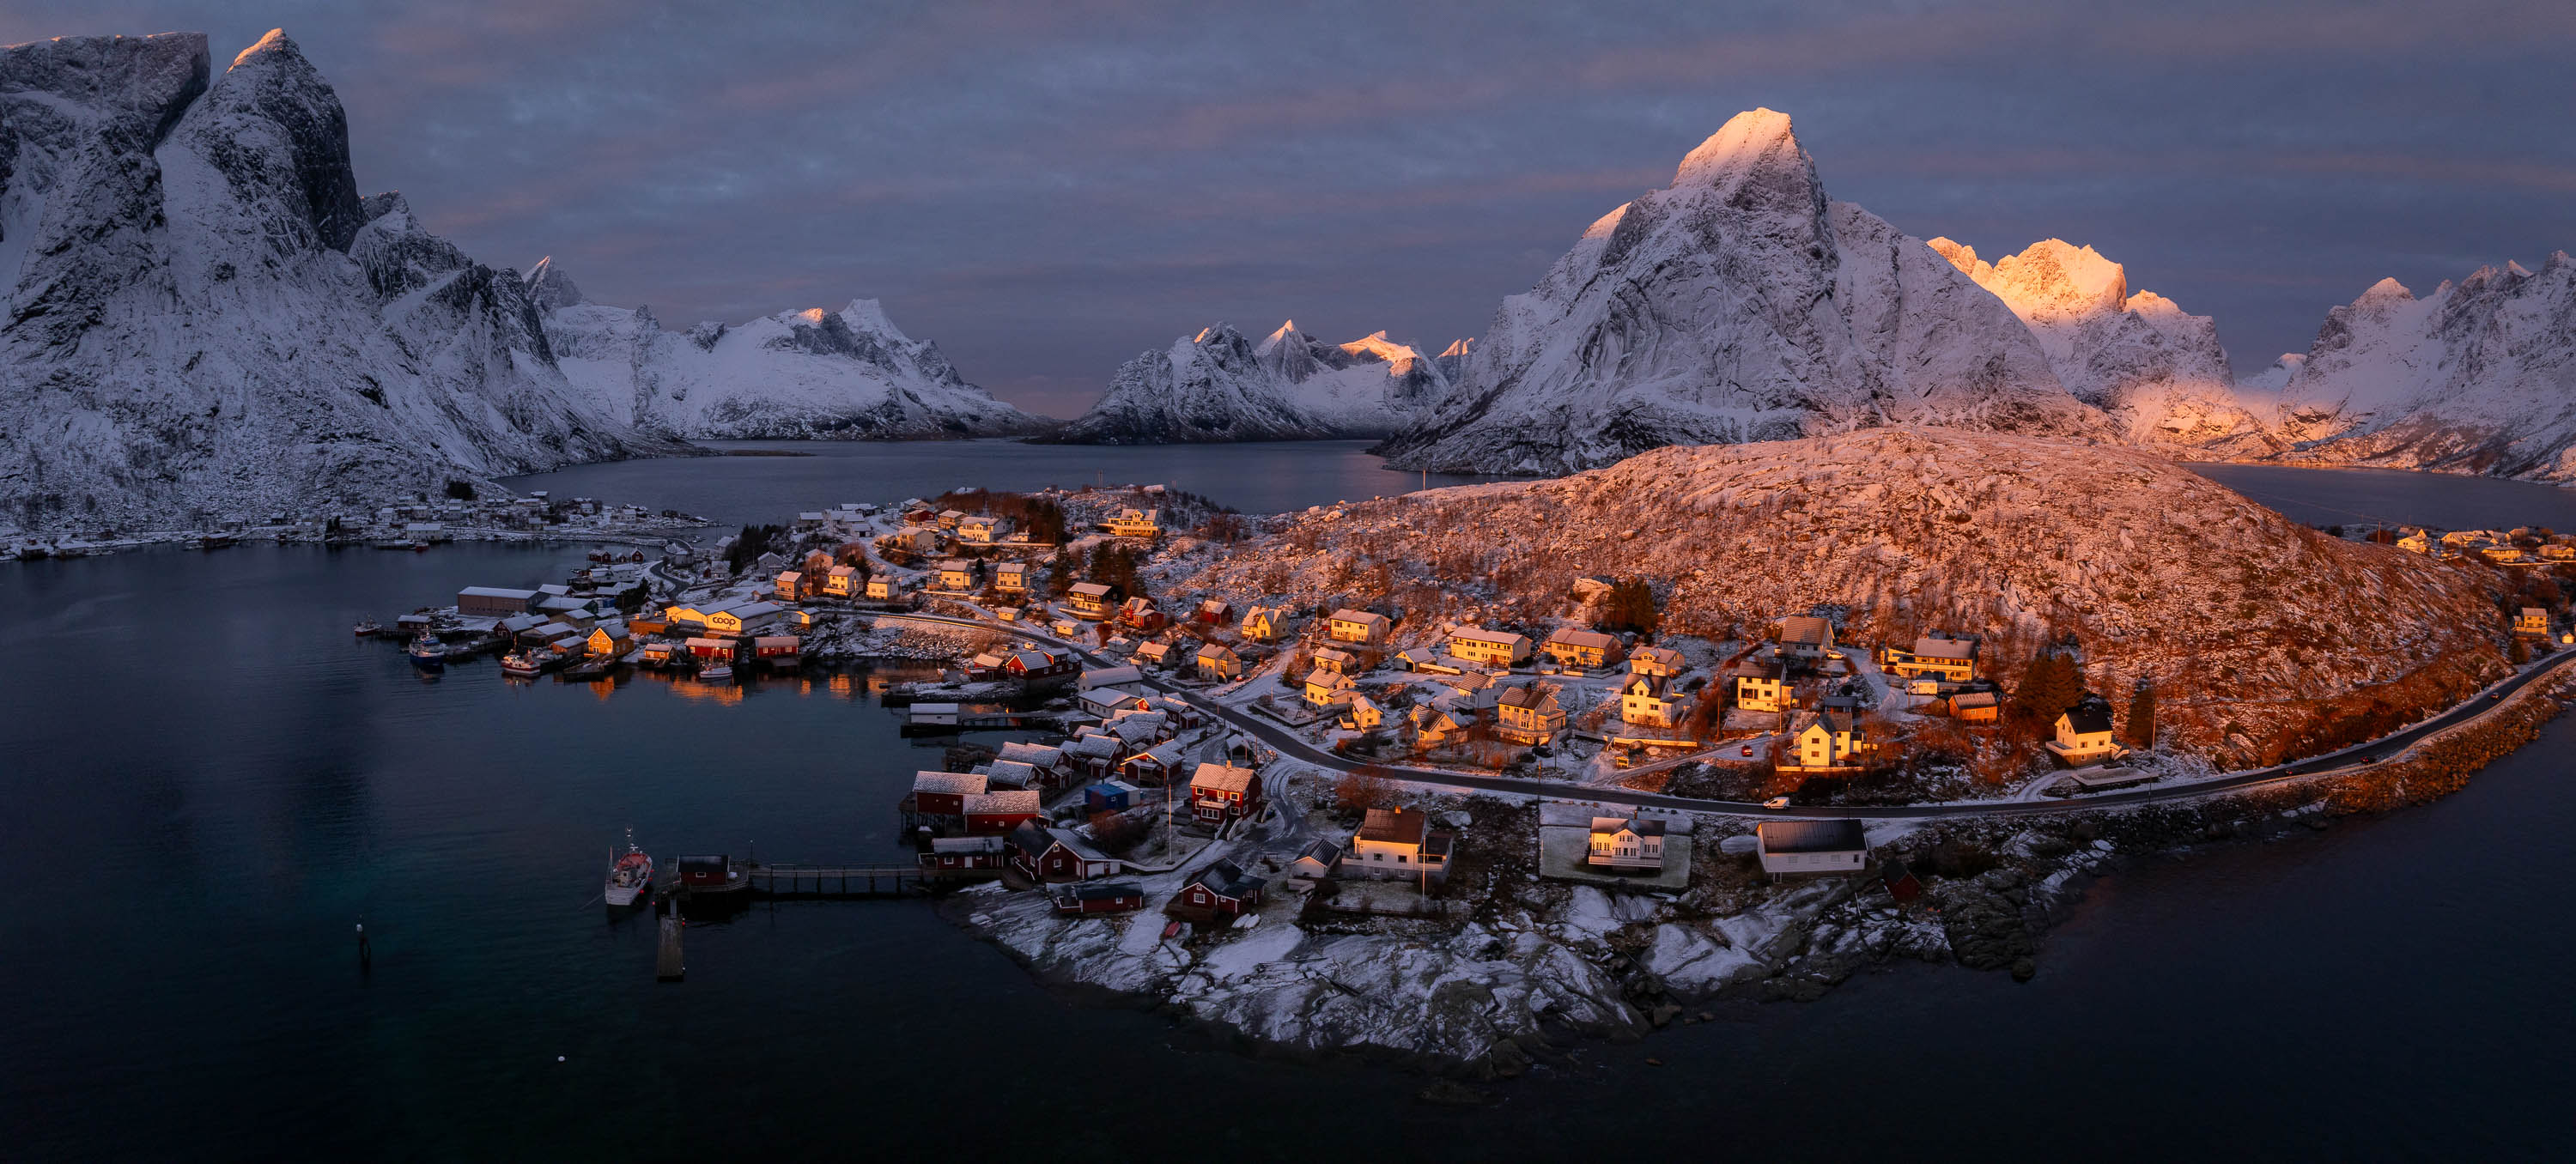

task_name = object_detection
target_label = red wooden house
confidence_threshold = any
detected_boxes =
[1188,762,1262,825]
[917,835,1009,879]
[1053,882,1145,916]
[1005,821,1121,882]
[963,790,1044,834]
[911,770,986,818]
[1118,597,1166,633]
[1170,860,1265,919]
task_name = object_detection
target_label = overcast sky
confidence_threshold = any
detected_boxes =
[9,1,2573,417]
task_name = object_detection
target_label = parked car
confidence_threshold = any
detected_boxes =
[1761,796,1791,809]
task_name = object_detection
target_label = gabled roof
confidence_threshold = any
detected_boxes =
[930,834,1006,854]
[1544,627,1619,650]
[963,790,1042,815]
[1296,840,1343,866]
[1451,626,1527,646]
[1498,683,1560,713]
[1191,858,1264,899]
[1329,609,1389,627]
[2058,694,2116,736]
[1069,581,1113,597]
[998,741,1064,767]
[1589,815,1666,838]
[1759,819,1867,853]
[1197,641,1240,662]
[1190,762,1258,795]
[914,770,987,796]
[1909,634,1980,660]
[1358,807,1429,846]
[1778,615,1833,646]
[1631,646,1686,668]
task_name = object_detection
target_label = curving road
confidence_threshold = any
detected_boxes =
[875,609,2576,821]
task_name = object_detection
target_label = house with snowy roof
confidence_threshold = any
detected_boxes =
[1776,615,1835,661]
[1188,762,1263,824]
[1449,627,1533,670]
[1241,605,1295,642]
[1327,609,1392,645]
[2046,694,2122,765]
[1346,808,1452,884]
[1629,646,1687,679]
[1195,641,1243,681]
[1619,674,1687,729]
[1540,627,1625,672]
[1497,682,1566,744]
[1303,667,1356,708]
[1587,815,1666,870]
[1067,581,1115,618]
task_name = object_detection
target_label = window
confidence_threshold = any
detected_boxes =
[1396,855,1407,864]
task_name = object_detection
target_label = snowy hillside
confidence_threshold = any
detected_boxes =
[0,31,677,532]
[1054,320,1443,443]
[2251,257,2576,480]
[1377,110,2109,475]
[1174,428,2506,765]
[537,270,1040,440]
[1927,238,2275,453]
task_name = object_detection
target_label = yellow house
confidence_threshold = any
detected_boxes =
[664,603,713,630]
[1313,646,1358,675]
[2482,544,2525,563]
[1449,627,1531,669]
[1731,659,1791,713]
[1303,667,1355,707]
[957,515,1005,544]
[993,561,1030,591]
[1789,706,1866,768]
[1540,627,1625,671]
[2045,694,2121,764]
[1881,633,1981,682]
[865,574,903,600]
[1340,693,1385,731]
[822,564,860,597]
[585,625,632,657]
[2516,607,2550,636]
[1412,700,1478,747]
[1241,605,1292,642]
[1496,682,1565,744]
[2543,543,2576,561]
[1327,609,1392,644]
[934,560,975,591]
[775,570,809,602]
[1619,674,1686,729]
[1629,646,1686,679]
[1195,642,1243,681]
[1103,507,1160,538]
[1068,582,1115,618]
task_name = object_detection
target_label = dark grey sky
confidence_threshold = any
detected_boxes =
[9,2,2573,417]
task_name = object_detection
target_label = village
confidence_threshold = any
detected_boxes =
[349,471,2576,1077]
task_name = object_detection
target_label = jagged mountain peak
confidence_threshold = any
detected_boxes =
[1933,237,2129,321]
[2354,276,2416,308]
[191,25,364,252]
[524,256,583,313]
[1439,338,1473,358]
[1669,106,1807,193]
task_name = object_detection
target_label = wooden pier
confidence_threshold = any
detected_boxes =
[743,863,927,899]
[655,916,684,981]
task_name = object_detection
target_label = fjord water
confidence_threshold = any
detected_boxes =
[4,446,2570,1160]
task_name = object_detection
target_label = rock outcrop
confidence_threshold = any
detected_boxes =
[0,30,669,531]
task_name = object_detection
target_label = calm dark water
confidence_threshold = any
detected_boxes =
[6,448,2572,1160]
[504,438,1512,524]
[2191,462,2576,531]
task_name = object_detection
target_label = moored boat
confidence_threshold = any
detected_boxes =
[354,619,382,637]
[697,663,734,682]
[605,832,654,907]
[500,652,544,678]
[405,634,447,669]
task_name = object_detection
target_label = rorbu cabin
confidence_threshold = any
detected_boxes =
[676,854,734,888]
[1170,860,1266,919]
[1054,882,1145,916]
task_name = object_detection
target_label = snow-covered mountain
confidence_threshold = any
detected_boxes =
[2244,257,2576,480]
[1377,109,2107,475]
[1055,320,1443,443]
[0,30,677,532]
[536,270,1040,440]
[1926,238,2274,452]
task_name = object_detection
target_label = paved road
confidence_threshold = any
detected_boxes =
[880,609,2576,820]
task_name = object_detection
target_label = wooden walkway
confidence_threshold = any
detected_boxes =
[743,864,927,899]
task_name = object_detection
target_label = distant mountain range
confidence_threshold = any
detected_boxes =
[0,29,1033,532]
[7,31,2569,532]
[1072,107,2576,487]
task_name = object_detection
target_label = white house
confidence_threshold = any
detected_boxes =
[1346,808,1451,884]
[1586,815,1666,870]
[1327,609,1392,645]
[2046,694,2122,764]
[1756,820,1868,878]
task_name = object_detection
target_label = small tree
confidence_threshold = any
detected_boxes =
[2005,652,2081,738]
[1334,768,1396,813]
[2123,681,2157,750]
[443,479,476,501]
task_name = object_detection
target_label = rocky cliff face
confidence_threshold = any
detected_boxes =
[1376,110,2106,475]
[0,30,667,532]
[1928,238,2275,453]
[2252,257,2576,480]
[1055,319,1443,443]
[535,272,1039,440]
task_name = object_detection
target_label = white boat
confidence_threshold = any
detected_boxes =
[698,664,734,682]
[605,831,654,907]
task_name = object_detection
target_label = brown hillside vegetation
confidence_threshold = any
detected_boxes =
[1170,428,2512,765]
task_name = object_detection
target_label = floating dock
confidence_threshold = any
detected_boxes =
[655,916,684,982]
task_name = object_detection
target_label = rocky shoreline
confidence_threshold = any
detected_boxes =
[943,670,2575,1086]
